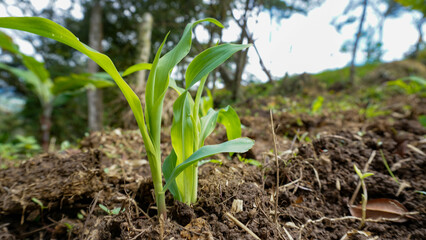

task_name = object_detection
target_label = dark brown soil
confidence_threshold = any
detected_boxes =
[0,94,425,239]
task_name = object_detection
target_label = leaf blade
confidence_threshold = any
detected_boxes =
[163,138,255,191]
[162,150,183,201]
[185,44,251,89]
[122,63,152,77]
[218,105,242,140]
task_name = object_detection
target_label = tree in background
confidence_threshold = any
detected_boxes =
[333,0,369,85]
[333,0,415,83]
[87,0,104,132]
[396,0,425,58]
[135,13,153,94]
[372,0,405,60]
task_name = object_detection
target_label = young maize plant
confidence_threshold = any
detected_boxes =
[0,17,254,218]
[0,31,114,151]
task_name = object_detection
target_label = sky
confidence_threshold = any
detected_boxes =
[0,0,424,84]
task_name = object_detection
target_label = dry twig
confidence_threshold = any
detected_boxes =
[270,110,280,223]
[225,212,261,240]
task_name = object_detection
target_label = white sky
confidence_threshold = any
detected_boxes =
[0,0,424,83]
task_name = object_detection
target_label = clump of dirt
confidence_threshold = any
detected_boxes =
[0,150,105,213]
[0,150,106,238]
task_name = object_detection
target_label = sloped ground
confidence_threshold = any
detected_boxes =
[0,92,425,239]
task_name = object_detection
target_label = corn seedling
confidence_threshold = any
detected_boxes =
[64,222,73,239]
[353,164,374,228]
[0,17,254,218]
[98,204,124,215]
[31,197,47,210]
[31,197,48,222]
[237,155,262,167]
[160,42,252,205]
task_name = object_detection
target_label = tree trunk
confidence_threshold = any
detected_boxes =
[40,102,53,152]
[349,0,368,85]
[87,0,103,132]
[377,16,385,61]
[232,48,249,101]
[135,12,153,94]
[229,0,252,101]
[413,17,424,58]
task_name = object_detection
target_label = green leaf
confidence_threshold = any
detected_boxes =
[98,204,110,215]
[419,115,426,127]
[0,17,154,151]
[162,150,183,201]
[311,96,324,114]
[0,30,19,54]
[185,44,251,89]
[163,138,255,191]
[168,77,185,95]
[31,197,46,209]
[145,18,222,151]
[64,222,73,230]
[52,73,114,95]
[122,63,152,77]
[362,172,374,179]
[201,89,213,116]
[218,106,242,140]
[354,164,362,178]
[111,207,124,215]
[401,76,426,86]
[21,55,50,83]
[144,32,169,147]
[0,62,34,82]
[200,108,219,144]
[0,62,52,104]
[171,91,195,162]
[199,106,242,147]
[170,91,195,198]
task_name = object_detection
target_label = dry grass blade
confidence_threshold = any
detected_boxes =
[349,198,415,222]
[270,109,279,223]
[225,212,261,240]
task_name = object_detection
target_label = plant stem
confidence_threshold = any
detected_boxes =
[191,164,198,203]
[155,188,167,219]
[360,181,368,228]
[149,152,167,218]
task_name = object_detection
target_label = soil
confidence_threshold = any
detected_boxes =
[0,93,425,239]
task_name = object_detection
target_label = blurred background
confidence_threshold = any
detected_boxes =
[0,0,424,161]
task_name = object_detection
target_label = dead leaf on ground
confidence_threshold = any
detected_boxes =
[349,198,416,222]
